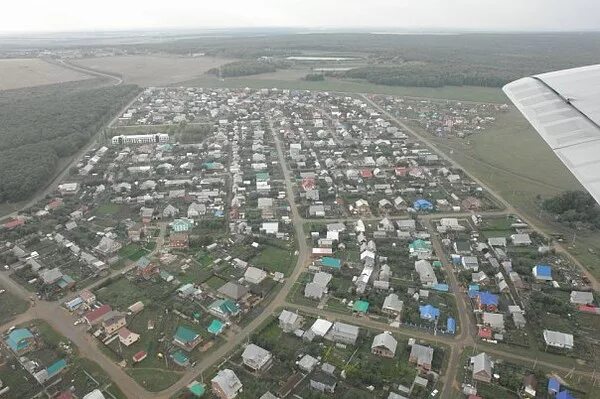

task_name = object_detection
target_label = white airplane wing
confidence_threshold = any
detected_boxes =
[503,64,600,204]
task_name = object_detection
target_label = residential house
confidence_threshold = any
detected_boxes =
[244,267,267,285]
[543,330,574,350]
[327,322,359,345]
[173,326,202,351]
[409,344,434,372]
[471,352,493,383]
[209,299,241,320]
[241,344,273,371]
[218,282,249,301]
[5,328,35,354]
[382,293,404,316]
[102,312,126,335]
[310,371,337,393]
[136,256,159,279]
[118,328,140,346]
[570,291,594,305]
[371,332,397,358]
[278,310,303,333]
[211,369,243,399]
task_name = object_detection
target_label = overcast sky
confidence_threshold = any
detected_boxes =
[3,0,600,33]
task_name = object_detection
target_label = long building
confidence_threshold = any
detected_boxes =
[111,133,169,145]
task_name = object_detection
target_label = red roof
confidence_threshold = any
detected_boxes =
[119,327,133,339]
[360,169,373,178]
[478,326,493,339]
[84,304,112,324]
[56,392,76,399]
[579,305,600,314]
[301,177,316,191]
[47,198,63,210]
[3,218,25,229]
[132,351,147,363]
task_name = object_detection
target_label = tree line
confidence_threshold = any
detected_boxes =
[542,190,600,230]
[0,82,139,203]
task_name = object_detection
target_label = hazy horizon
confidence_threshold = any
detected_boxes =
[2,0,600,34]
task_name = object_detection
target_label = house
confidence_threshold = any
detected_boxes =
[415,260,437,286]
[187,202,207,218]
[476,292,499,312]
[218,282,249,300]
[171,218,194,232]
[173,326,203,351]
[382,293,404,316]
[279,310,303,333]
[310,371,337,393]
[409,344,434,371]
[396,219,416,231]
[305,282,326,300]
[320,256,342,269]
[94,236,122,256]
[523,374,538,397]
[163,204,180,218]
[209,299,241,320]
[5,328,35,354]
[244,267,267,285]
[419,304,440,321]
[136,256,159,279]
[511,233,532,246]
[570,291,594,305]
[212,369,243,399]
[462,256,480,271]
[261,222,279,235]
[294,354,318,374]
[543,330,574,350]
[482,312,505,331]
[118,328,140,346]
[409,239,433,259]
[413,199,434,211]
[132,351,147,364]
[371,332,397,358]
[533,264,552,281]
[84,304,112,325]
[170,233,189,249]
[328,322,359,345]
[241,344,273,371]
[470,352,493,383]
[208,319,226,336]
[102,312,126,335]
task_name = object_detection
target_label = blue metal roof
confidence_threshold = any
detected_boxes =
[419,304,440,320]
[447,317,456,334]
[478,291,499,306]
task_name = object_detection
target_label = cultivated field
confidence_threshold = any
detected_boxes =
[73,55,237,86]
[0,58,90,90]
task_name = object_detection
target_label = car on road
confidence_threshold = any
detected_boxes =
[0,289,5,294]
[430,389,439,397]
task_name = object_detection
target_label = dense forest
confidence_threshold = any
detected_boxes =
[134,32,600,87]
[542,190,600,230]
[0,81,139,202]
[207,60,290,77]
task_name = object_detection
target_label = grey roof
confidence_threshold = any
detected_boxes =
[471,352,492,376]
[372,332,398,354]
[211,369,242,398]
[382,293,404,313]
[242,344,272,366]
[279,310,301,326]
[218,282,249,300]
[298,354,318,372]
[259,393,279,399]
[570,290,594,304]
[410,344,434,366]
[304,282,325,299]
[313,271,332,287]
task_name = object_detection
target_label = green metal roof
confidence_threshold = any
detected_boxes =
[188,381,206,397]
[353,300,369,313]
[207,319,225,335]
[174,326,199,343]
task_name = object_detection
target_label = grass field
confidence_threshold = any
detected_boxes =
[74,55,237,86]
[178,74,507,103]
[0,285,29,324]
[415,108,600,278]
[0,58,90,91]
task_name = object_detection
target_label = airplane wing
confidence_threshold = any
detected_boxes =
[503,64,600,205]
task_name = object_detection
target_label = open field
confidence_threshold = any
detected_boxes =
[73,55,237,86]
[415,107,600,278]
[0,58,90,90]
[0,283,29,324]
[178,74,507,103]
